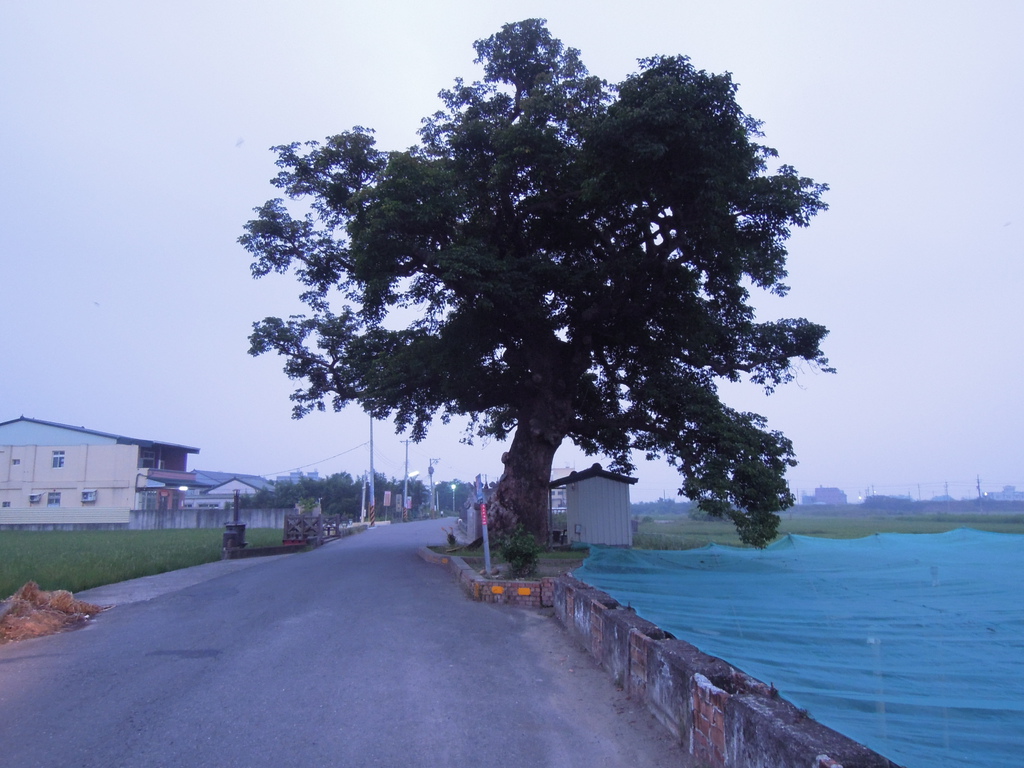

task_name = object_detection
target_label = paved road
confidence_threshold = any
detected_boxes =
[0,520,686,767]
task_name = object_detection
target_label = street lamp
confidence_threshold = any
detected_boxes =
[404,470,420,520]
[451,483,457,515]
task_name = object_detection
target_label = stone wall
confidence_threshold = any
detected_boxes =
[552,577,905,768]
[420,549,904,766]
[417,548,555,608]
[553,575,903,768]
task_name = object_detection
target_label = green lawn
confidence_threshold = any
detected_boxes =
[0,528,284,599]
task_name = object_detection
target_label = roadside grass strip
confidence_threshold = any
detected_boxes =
[0,528,284,599]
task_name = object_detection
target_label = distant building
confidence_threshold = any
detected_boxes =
[0,416,200,521]
[986,485,1024,501]
[181,470,274,510]
[275,470,320,484]
[801,486,848,505]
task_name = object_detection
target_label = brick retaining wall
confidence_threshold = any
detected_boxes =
[419,549,904,766]
[553,575,903,768]
[417,548,554,608]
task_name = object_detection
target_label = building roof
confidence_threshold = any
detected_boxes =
[143,468,203,490]
[0,416,199,453]
[193,470,274,492]
[549,463,638,488]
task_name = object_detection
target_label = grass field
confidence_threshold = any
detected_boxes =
[0,528,284,599]
[634,513,1024,550]
[6,515,1023,600]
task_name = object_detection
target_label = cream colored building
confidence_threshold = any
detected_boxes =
[0,417,200,524]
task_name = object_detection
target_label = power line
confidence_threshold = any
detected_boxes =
[263,442,369,478]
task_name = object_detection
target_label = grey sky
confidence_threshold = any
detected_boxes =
[2,2,1021,503]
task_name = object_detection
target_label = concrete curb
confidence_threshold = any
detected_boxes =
[222,542,312,559]
[418,547,555,608]
[222,523,368,559]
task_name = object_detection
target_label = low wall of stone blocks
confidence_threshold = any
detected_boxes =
[552,576,903,768]
[417,548,554,608]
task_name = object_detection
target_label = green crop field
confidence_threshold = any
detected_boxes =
[5,515,1023,601]
[0,528,284,599]
[634,513,1024,550]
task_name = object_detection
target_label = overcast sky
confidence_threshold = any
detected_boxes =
[2,2,1021,504]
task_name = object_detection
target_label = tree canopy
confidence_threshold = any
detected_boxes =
[240,471,443,521]
[240,19,831,547]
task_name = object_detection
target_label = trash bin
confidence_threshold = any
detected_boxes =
[223,522,247,549]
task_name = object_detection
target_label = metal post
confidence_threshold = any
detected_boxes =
[476,477,491,574]
[481,502,492,574]
[428,459,438,518]
[402,439,410,522]
[368,417,376,527]
[360,471,367,522]
[223,489,246,551]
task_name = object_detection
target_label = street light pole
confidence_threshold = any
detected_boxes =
[402,439,410,522]
[451,483,457,515]
[368,416,376,527]
[428,459,439,518]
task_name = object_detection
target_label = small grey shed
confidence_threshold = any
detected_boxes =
[549,463,637,547]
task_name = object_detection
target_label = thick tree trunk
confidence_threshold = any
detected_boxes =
[491,428,560,545]
[485,341,578,544]
[490,388,574,544]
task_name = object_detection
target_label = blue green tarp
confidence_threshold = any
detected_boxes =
[574,528,1023,768]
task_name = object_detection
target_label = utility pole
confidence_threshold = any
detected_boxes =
[428,458,439,518]
[402,439,410,522]
[368,417,376,527]
[360,471,367,522]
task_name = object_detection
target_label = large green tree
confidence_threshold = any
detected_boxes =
[241,19,831,548]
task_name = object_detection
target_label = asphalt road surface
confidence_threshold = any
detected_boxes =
[0,519,687,767]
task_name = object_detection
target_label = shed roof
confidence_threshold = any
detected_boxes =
[549,463,637,488]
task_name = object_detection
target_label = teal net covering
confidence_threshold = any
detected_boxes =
[574,529,1024,768]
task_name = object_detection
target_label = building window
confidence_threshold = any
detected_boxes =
[137,490,158,510]
[12,458,20,465]
[140,450,156,469]
[82,490,98,503]
[47,492,61,507]
[2,501,10,508]
[29,493,42,504]
[52,450,65,468]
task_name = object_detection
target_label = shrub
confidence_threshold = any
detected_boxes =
[498,525,542,578]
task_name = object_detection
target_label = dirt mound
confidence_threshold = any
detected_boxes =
[0,582,106,644]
